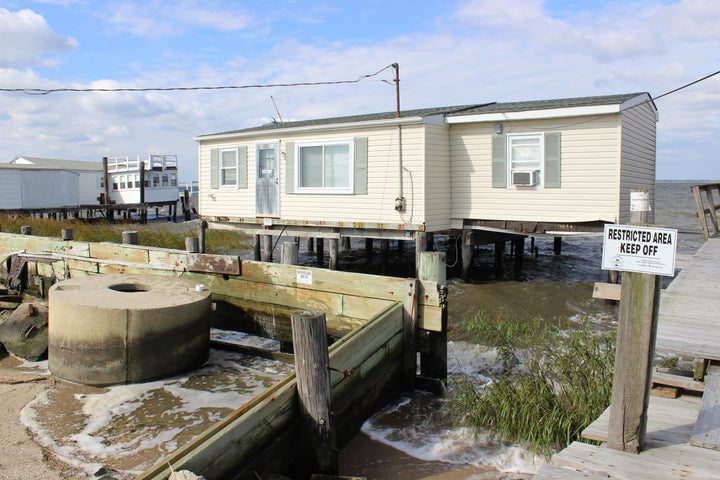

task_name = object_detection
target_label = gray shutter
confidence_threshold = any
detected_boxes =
[210,148,219,189]
[491,135,507,188]
[354,137,368,195]
[544,132,561,188]
[237,146,247,189]
[285,142,295,194]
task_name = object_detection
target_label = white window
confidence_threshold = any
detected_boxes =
[170,174,177,187]
[161,174,169,187]
[119,175,127,189]
[508,134,542,187]
[220,148,239,187]
[152,174,160,188]
[296,141,353,193]
[133,174,140,188]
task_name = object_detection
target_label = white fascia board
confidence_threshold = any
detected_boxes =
[445,104,621,124]
[195,116,425,142]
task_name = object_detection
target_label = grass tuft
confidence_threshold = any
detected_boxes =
[451,309,615,457]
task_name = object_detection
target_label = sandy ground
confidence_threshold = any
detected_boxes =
[0,354,88,480]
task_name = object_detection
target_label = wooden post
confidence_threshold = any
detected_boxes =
[199,220,207,254]
[342,236,351,250]
[418,252,447,388]
[316,238,324,266]
[403,278,418,390]
[307,237,315,253]
[254,235,261,261]
[415,232,427,277]
[183,189,191,221]
[607,272,661,452]
[291,311,338,475]
[461,230,473,282]
[494,241,504,275]
[608,189,658,453]
[261,235,273,262]
[185,237,200,253]
[102,157,111,220]
[365,238,373,260]
[21,225,32,235]
[61,228,74,241]
[281,241,299,265]
[513,237,525,272]
[139,161,147,224]
[122,230,138,245]
[329,238,339,270]
[553,236,562,255]
[380,239,389,274]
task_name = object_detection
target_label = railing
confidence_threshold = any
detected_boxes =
[107,155,178,173]
[691,183,720,240]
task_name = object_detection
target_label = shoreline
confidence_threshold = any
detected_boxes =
[0,354,88,480]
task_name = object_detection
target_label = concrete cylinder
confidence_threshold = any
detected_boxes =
[48,274,211,386]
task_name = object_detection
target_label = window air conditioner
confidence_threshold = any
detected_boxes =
[511,170,538,187]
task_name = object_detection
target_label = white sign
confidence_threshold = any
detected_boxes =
[296,269,313,285]
[602,224,677,276]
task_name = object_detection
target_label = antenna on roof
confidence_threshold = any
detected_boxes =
[271,96,283,123]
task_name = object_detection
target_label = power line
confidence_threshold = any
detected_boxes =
[653,69,720,100]
[0,64,397,96]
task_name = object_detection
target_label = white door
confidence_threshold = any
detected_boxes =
[256,143,279,216]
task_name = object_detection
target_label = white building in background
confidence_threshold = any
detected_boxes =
[0,156,103,209]
[105,154,180,204]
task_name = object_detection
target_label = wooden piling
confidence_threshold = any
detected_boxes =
[254,235,261,261]
[417,252,447,389]
[461,230,473,281]
[21,225,32,235]
[185,237,200,253]
[607,271,661,452]
[122,230,138,245]
[261,235,273,262]
[329,238,339,270]
[608,190,659,453]
[307,237,315,253]
[365,238,373,260]
[553,236,562,255]
[402,278,418,390]
[494,241,504,274]
[291,310,338,475]
[199,221,207,254]
[342,236,351,250]
[316,238,324,266]
[281,241,299,265]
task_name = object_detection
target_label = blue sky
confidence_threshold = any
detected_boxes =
[1,0,719,182]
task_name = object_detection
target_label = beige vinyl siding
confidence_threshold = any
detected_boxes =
[450,116,623,223]
[423,124,452,231]
[618,102,657,224]
[197,140,254,218]
[198,124,429,227]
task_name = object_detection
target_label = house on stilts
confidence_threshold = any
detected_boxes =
[193,92,658,277]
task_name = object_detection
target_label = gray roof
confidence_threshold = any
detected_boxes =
[1,156,103,171]
[198,92,651,138]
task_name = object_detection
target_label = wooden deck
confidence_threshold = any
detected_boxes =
[656,237,720,361]
[534,394,720,479]
[534,236,720,479]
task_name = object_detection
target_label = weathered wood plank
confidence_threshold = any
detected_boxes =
[592,282,621,300]
[532,464,613,480]
[186,253,240,275]
[652,371,705,392]
[691,365,720,449]
[89,242,150,263]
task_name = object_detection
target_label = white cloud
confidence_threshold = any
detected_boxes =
[106,0,253,37]
[0,8,78,68]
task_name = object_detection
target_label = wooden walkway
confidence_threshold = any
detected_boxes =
[655,237,720,361]
[533,237,720,479]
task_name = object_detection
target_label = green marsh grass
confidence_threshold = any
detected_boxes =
[0,215,254,254]
[451,309,615,457]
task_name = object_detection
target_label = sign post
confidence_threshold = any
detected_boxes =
[602,217,678,452]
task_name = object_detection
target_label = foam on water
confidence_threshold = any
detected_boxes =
[360,341,544,476]
[20,348,294,478]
